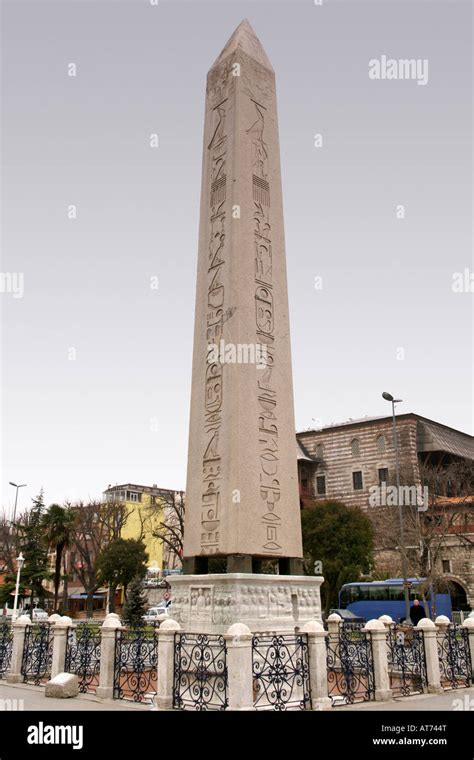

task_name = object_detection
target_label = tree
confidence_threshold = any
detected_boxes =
[149,491,185,570]
[42,504,75,612]
[97,538,148,613]
[122,575,147,628]
[302,500,374,617]
[15,491,51,611]
[68,500,129,618]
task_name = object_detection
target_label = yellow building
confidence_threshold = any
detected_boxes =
[103,483,176,572]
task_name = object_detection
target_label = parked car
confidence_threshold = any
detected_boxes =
[142,601,171,624]
[328,608,366,624]
[31,607,49,621]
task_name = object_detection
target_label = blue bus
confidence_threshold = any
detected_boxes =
[338,578,452,623]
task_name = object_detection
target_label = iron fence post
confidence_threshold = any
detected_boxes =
[96,613,122,700]
[6,615,30,684]
[417,618,442,694]
[223,623,254,711]
[363,619,393,702]
[301,620,331,710]
[155,618,181,710]
[51,616,73,679]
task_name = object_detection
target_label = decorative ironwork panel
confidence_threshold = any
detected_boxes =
[21,624,53,685]
[387,625,427,696]
[0,623,13,679]
[113,625,159,702]
[173,633,228,711]
[437,625,472,690]
[326,625,375,705]
[65,626,101,693]
[252,633,311,711]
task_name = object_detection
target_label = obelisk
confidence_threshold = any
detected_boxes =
[170,20,323,632]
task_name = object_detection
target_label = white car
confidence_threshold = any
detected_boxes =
[142,602,171,624]
[31,607,49,621]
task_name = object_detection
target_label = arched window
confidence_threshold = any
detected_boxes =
[351,438,360,457]
[376,434,386,454]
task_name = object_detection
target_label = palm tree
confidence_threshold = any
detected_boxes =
[42,504,75,612]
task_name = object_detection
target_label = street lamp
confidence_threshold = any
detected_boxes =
[9,482,27,524]
[12,552,25,622]
[382,392,411,624]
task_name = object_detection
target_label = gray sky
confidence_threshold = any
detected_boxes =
[1,0,472,513]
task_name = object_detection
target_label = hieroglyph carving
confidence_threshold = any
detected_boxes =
[247,99,281,554]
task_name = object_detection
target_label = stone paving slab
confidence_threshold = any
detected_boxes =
[335,686,474,711]
[0,681,150,711]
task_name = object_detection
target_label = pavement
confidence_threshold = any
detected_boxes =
[1,679,472,712]
[0,681,150,711]
[336,685,474,711]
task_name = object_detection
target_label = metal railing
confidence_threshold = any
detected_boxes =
[0,622,13,679]
[252,633,311,710]
[21,623,53,685]
[65,626,101,693]
[326,624,375,705]
[173,632,228,711]
[113,625,159,703]
[387,625,427,696]
[437,625,472,690]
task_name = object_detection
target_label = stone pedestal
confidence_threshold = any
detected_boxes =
[169,573,323,634]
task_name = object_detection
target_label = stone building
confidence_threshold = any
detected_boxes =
[296,414,474,609]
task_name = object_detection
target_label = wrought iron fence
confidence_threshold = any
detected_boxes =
[65,626,101,693]
[21,624,53,685]
[387,625,427,696]
[252,633,311,711]
[0,622,13,679]
[113,625,159,702]
[326,624,375,705]
[173,632,228,711]
[437,625,472,690]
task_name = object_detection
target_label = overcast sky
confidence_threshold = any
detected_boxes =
[1,0,472,514]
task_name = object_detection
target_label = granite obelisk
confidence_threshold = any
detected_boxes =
[170,20,323,631]
[184,19,303,569]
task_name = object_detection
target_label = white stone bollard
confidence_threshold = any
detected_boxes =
[378,615,393,628]
[461,618,474,679]
[223,623,254,711]
[96,613,123,700]
[416,618,442,694]
[154,618,181,710]
[51,616,73,679]
[363,619,393,702]
[6,615,31,684]
[301,620,332,710]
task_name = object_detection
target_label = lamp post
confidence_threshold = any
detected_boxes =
[382,392,411,624]
[9,482,27,524]
[12,552,25,622]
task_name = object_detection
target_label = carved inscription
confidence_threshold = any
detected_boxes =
[200,95,228,553]
[247,100,281,554]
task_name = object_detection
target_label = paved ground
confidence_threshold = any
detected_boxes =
[1,680,472,712]
[0,681,150,711]
[336,686,474,711]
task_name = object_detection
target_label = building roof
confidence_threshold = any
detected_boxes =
[297,439,313,461]
[103,483,176,495]
[416,418,474,461]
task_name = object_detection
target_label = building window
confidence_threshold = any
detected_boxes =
[353,471,363,490]
[376,434,386,453]
[351,438,360,457]
[378,468,389,485]
[315,444,324,460]
[316,476,326,495]
[442,559,451,574]
[128,491,139,503]
[301,478,308,489]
